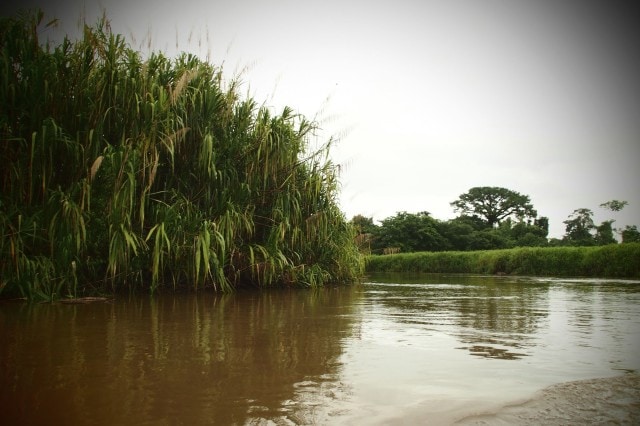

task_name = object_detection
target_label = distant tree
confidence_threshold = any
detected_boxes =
[599,199,629,243]
[350,215,377,235]
[561,201,631,246]
[435,219,476,251]
[595,220,617,245]
[563,208,595,246]
[376,211,447,253]
[466,229,511,251]
[451,214,491,231]
[600,200,628,212]
[431,213,548,251]
[508,218,549,247]
[621,225,640,243]
[450,187,537,228]
[534,216,549,237]
[350,215,379,254]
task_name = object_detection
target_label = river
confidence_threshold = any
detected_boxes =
[1,273,639,424]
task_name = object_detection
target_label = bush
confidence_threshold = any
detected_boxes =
[0,11,363,300]
[366,244,640,278]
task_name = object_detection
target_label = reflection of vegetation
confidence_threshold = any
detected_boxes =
[456,344,528,360]
[366,244,640,278]
[0,287,361,424]
[0,11,363,300]
[452,281,546,360]
[366,274,550,360]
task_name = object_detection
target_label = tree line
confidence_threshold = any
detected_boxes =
[352,186,639,254]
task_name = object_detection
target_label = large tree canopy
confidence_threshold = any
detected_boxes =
[450,187,537,227]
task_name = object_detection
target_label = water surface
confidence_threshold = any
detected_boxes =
[1,274,639,424]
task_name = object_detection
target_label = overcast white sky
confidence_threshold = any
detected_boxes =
[4,0,639,238]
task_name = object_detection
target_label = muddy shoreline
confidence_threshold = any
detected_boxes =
[456,374,640,425]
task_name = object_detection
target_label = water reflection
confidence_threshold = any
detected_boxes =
[0,287,362,425]
[365,273,550,360]
[2,274,640,424]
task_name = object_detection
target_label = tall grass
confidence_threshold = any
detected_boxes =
[365,243,640,278]
[0,10,363,300]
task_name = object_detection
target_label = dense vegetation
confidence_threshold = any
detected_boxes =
[352,187,639,255]
[0,11,363,300]
[366,243,640,278]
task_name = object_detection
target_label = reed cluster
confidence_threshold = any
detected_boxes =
[1,11,363,300]
[365,243,640,278]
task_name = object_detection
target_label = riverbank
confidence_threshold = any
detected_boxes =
[456,373,640,425]
[365,243,640,278]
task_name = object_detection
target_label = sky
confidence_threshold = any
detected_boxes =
[3,0,639,239]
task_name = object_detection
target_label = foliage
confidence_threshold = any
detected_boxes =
[433,217,477,251]
[509,217,549,247]
[350,214,378,255]
[374,211,447,253]
[352,192,635,255]
[622,225,640,243]
[0,11,363,300]
[600,200,628,212]
[450,186,537,227]
[561,200,632,246]
[355,210,549,255]
[350,215,377,235]
[365,243,640,278]
[562,208,596,246]
[594,220,616,245]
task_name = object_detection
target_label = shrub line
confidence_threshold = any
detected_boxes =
[365,244,640,278]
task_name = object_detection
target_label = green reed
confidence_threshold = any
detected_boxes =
[366,243,640,278]
[0,10,363,300]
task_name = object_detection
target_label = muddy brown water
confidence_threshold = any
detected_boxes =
[1,274,639,425]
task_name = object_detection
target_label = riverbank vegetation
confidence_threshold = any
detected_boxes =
[352,187,639,255]
[365,243,640,278]
[0,11,363,301]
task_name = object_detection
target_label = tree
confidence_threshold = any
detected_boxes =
[563,208,595,246]
[350,215,378,254]
[600,200,628,212]
[508,216,549,247]
[562,200,630,246]
[599,199,628,243]
[595,220,617,245]
[375,211,447,253]
[435,218,476,251]
[450,187,537,227]
[466,229,512,251]
[350,215,377,235]
[621,225,640,243]
[534,216,549,237]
